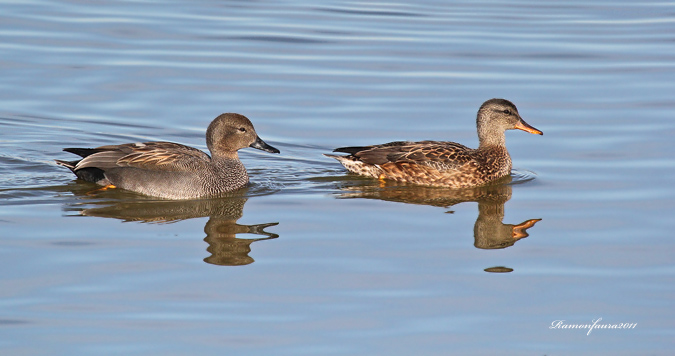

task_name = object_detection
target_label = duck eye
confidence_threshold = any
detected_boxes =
[503,109,512,115]
[238,127,247,132]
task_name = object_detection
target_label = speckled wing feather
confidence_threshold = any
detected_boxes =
[349,141,477,172]
[73,142,211,172]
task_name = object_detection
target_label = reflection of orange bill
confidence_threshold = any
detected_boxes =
[512,218,542,239]
[515,120,543,135]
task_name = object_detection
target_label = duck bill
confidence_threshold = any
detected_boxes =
[512,218,542,239]
[250,136,280,154]
[514,119,543,135]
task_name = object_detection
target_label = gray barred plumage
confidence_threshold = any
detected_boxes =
[56,113,279,199]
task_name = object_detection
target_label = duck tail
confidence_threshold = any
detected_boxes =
[332,146,370,155]
[55,157,107,183]
[322,153,342,160]
[63,147,106,158]
[54,159,78,171]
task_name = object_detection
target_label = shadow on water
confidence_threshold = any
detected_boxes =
[61,186,279,267]
[329,174,541,273]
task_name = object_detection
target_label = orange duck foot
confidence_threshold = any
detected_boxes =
[86,184,117,195]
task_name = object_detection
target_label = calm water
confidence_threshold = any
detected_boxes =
[1,0,674,355]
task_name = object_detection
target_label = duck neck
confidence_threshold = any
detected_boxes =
[211,151,239,160]
[477,126,507,149]
[210,153,247,179]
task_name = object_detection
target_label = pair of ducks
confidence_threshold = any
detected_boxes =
[56,98,543,200]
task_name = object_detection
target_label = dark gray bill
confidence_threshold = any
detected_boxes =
[250,136,280,154]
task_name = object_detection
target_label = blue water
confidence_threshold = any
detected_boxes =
[1,0,674,355]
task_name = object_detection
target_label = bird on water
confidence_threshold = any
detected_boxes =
[325,98,542,188]
[56,113,279,199]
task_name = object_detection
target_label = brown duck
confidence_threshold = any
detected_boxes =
[325,98,542,188]
[56,113,279,199]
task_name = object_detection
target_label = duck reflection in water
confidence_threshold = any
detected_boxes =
[62,186,278,266]
[333,175,540,250]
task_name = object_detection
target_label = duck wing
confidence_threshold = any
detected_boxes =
[69,142,211,172]
[342,141,476,172]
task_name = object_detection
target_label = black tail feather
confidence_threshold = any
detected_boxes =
[71,167,107,183]
[63,147,107,158]
[333,146,370,155]
[56,155,107,183]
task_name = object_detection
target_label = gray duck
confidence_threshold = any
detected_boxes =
[56,113,279,199]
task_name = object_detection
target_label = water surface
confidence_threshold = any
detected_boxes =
[1,0,674,355]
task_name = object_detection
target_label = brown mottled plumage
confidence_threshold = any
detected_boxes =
[56,113,280,199]
[325,98,542,188]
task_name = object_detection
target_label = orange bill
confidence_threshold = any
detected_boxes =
[514,119,543,135]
